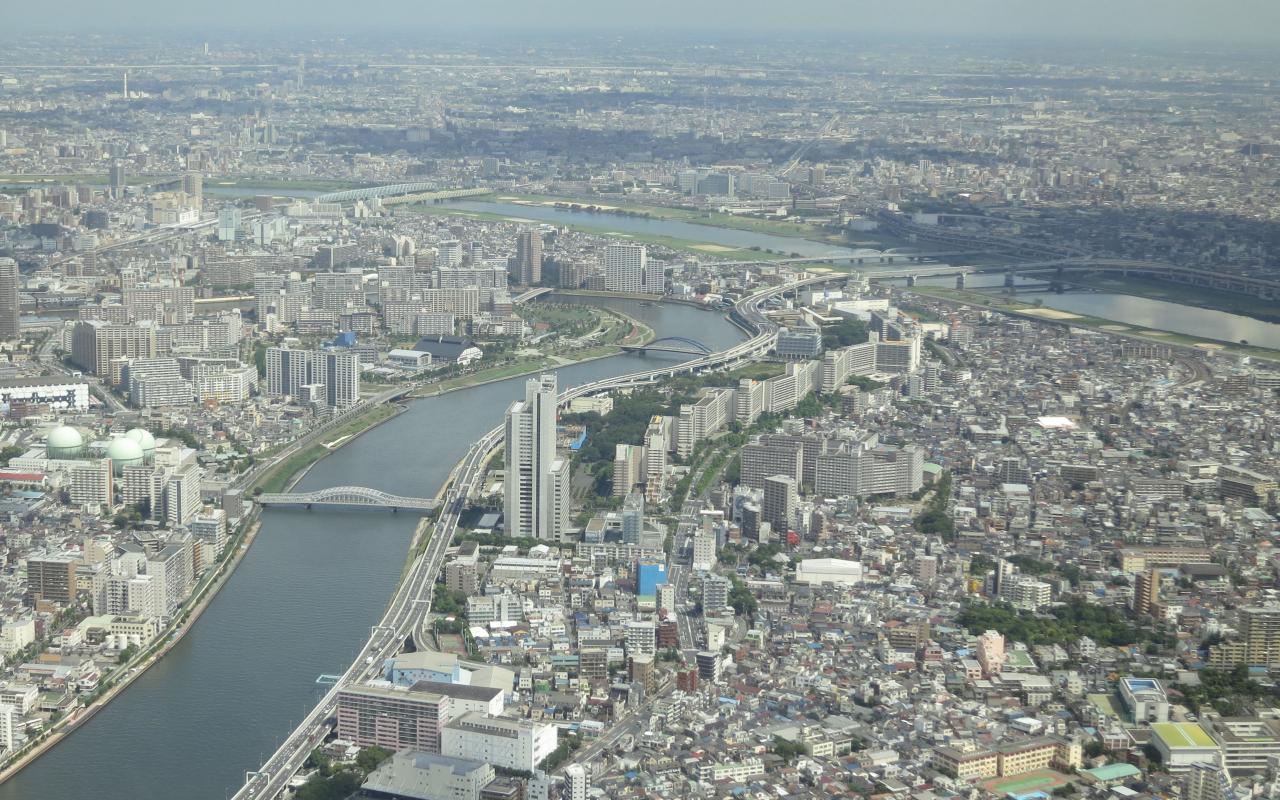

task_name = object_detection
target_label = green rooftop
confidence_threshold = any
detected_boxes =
[1152,722,1217,749]
[1082,763,1141,782]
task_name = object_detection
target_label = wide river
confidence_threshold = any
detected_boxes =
[448,201,1280,347]
[0,298,744,800]
[897,273,1280,350]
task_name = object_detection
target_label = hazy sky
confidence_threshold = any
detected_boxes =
[7,0,1280,43]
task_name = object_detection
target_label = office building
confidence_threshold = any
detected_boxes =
[441,712,558,774]
[110,160,128,199]
[1134,569,1160,616]
[70,460,113,510]
[775,325,823,360]
[564,764,590,800]
[190,510,227,571]
[692,531,717,572]
[70,320,158,381]
[1184,761,1236,800]
[604,244,647,293]
[626,620,657,657]
[1210,606,1280,668]
[265,348,360,409]
[513,230,542,285]
[762,474,797,533]
[621,492,644,545]
[216,207,241,242]
[0,258,18,339]
[0,704,16,751]
[703,573,731,615]
[504,374,560,540]
[613,443,645,498]
[26,553,79,605]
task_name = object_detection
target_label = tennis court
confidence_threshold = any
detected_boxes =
[981,770,1071,797]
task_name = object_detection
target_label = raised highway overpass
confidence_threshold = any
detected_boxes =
[229,269,835,800]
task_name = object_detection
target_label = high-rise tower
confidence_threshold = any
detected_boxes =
[504,374,561,539]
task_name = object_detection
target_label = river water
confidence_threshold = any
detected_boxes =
[898,273,1280,350]
[444,199,862,259]
[445,201,1280,348]
[0,298,743,800]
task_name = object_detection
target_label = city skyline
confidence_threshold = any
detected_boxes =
[1,1,1278,44]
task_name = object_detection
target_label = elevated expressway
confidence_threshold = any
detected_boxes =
[230,271,832,800]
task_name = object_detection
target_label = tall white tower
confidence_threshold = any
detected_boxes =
[564,764,590,800]
[604,243,647,293]
[504,374,560,540]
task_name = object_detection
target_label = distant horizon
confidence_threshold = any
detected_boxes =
[4,0,1280,47]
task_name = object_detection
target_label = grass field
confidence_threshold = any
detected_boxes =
[255,404,399,494]
[981,770,1071,797]
[403,203,770,260]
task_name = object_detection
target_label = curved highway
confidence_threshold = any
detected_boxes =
[232,271,833,800]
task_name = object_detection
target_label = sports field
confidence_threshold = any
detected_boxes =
[981,770,1071,797]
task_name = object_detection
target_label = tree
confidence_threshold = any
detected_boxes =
[773,736,807,761]
[355,746,392,772]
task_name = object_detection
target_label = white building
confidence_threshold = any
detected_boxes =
[0,704,17,751]
[166,464,203,527]
[441,712,558,773]
[604,244,647,293]
[0,377,91,412]
[795,558,864,586]
[564,764,591,800]
[625,620,657,657]
[504,374,562,540]
[361,751,495,800]
[190,509,228,571]
[0,618,35,657]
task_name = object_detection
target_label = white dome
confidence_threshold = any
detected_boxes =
[46,425,86,459]
[105,437,145,473]
[125,428,157,457]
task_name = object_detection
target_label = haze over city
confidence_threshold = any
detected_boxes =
[0,4,1277,800]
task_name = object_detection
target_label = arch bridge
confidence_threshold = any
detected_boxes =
[256,486,439,512]
[622,336,713,356]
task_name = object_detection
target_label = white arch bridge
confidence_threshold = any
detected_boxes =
[256,486,439,512]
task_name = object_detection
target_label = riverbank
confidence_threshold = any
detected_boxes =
[409,303,655,398]
[255,404,404,494]
[400,203,771,261]
[0,398,408,786]
[1055,273,1280,325]
[0,514,264,785]
[908,285,1280,362]
[494,192,840,241]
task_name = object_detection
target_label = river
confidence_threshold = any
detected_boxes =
[443,201,1280,348]
[897,273,1280,350]
[443,199,861,259]
[0,298,744,800]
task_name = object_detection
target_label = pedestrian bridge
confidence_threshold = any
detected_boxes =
[256,486,439,512]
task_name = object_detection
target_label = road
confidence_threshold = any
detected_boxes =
[231,271,835,799]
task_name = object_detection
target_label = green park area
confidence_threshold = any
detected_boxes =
[498,192,840,239]
[403,203,778,260]
[254,404,400,495]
